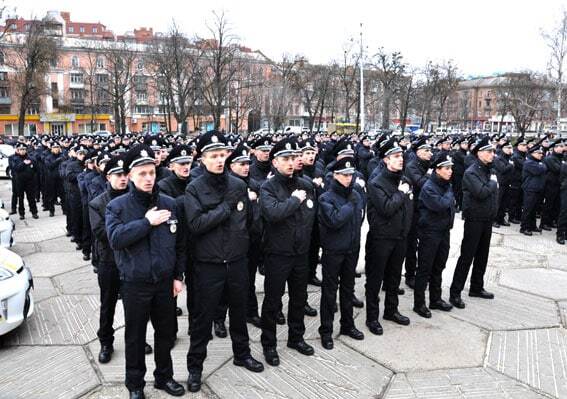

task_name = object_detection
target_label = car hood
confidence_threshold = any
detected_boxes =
[0,247,23,273]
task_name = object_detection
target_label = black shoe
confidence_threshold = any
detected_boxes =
[144,342,152,355]
[541,225,552,231]
[9,210,16,215]
[321,335,334,350]
[449,296,466,309]
[509,218,520,224]
[75,244,82,251]
[19,215,24,220]
[383,311,410,326]
[557,235,566,245]
[83,253,91,261]
[355,272,362,278]
[352,296,364,308]
[66,231,72,237]
[520,229,533,236]
[469,289,494,299]
[247,315,262,328]
[187,371,202,393]
[176,307,182,316]
[276,311,286,325]
[287,340,315,356]
[429,299,453,311]
[551,222,558,228]
[49,211,54,217]
[413,304,432,318]
[339,326,364,340]
[308,276,322,286]
[397,287,405,295]
[129,390,145,399]
[32,213,38,219]
[234,356,264,372]
[98,345,113,363]
[501,221,510,227]
[258,265,265,275]
[154,379,185,396]
[304,304,317,317]
[533,227,542,233]
[492,222,500,228]
[366,320,383,335]
[405,277,415,289]
[263,347,280,366]
[214,321,227,338]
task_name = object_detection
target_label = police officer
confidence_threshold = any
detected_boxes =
[493,140,514,227]
[89,155,128,364]
[451,138,468,212]
[366,138,413,335]
[450,137,498,309]
[403,137,432,289]
[12,143,39,220]
[106,145,186,399]
[541,141,564,230]
[184,133,263,393]
[317,157,365,350]
[249,137,273,181]
[413,153,455,318]
[557,150,567,245]
[260,137,317,367]
[66,146,88,247]
[509,136,528,224]
[520,144,547,235]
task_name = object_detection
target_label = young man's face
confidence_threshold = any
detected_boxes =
[302,150,316,166]
[129,163,156,193]
[384,152,404,172]
[272,155,294,177]
[477,149,495,164]
[437,166,452,181]
[171,161,191,178]
[107,172,129,190]
[255,149,270,162]
[334,172,353,188]
[230,161,250,178]
[532,151,543,160]
[417,148,432,161]
[201,149,227,174]
[293,154,303,171]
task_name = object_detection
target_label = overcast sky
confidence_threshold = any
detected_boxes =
[8,0,567,77]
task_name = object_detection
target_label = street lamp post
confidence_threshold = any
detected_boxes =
[359,23,364,132]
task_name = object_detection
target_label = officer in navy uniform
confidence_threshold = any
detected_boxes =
[413,153,456,318]
[365,138,413,336]
[249,137,273,182]
[520,144,547,235]
[89,155,129,365]
[44,142,65,217]
[541,140,564,230]
[317,157,365,350]
[509,136,528,224]
[106,145,186,399]
[260,137,317,367]
[557,149,567,244]
[184,132,263,393]
[12,142,39,220]
[449,137,498,309]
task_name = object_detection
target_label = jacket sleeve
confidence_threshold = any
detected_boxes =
[419,182,454,213]
[173,202,186,280]
[368,180,404,217]
[405,162,428,189]
[184,184,231,235]
[318,195,354,229]
[105,201,152,250]
[463,170,495,200]
[260,183,301,222]
[544,157,560,174]
[89,197,108,243]
[524,159,547,176]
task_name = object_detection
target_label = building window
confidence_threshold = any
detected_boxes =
[0,105,10,114]
[71,56,79,68]
[96,74,108,84]
[96,57,104,68]
[99,123,106,131]
[51,82,58,94]
[79,26,85,33]
[5,123,13,134]
[158,105,168,114]
[27,104,40,115]
[135,105,150,114]
[0,72,6,81]
[10,24,16,30]
[93,27,98,33]
[53,98,59,108]
[137,91,147,102]
[25,24,30,31]
[70,73,83,84]
[0,87,9,97]
[69,26,74,33]
[70,89,84,100]
[0,51,4,65]
[50,58,57,68]
[74,106,84,114]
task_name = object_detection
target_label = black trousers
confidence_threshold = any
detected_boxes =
[97,265,120,346]
[68,195,83,239]
[81,202,92,255]
[521,191,543,231]
[319,250,356,337]
[542,187,560,226]
[121,279,176,392]
[16,177,37,216]
[261,253,309,349]
[558,188,567,236]
[185,257,194,333]
[453,175,463,209]
[10,178,18,212]
[414,230,450,307]
[365,238,406,322]
[45,177,64,213]
[450,220,492,297]
[187,258,250,373]
[509,186,523,220]
[308,222,320,279]
[404,216,418,279]
[496,184,512,223]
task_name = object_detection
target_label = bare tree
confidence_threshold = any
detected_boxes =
[395,69,419,134]
[542,9,567,130]
[337,42,360,122]
[265,53,302,131]
[434,60,460,128]
[292,63,333,133]
[371,48,406,129]
[201,11,239,131]
[7,20,58,135]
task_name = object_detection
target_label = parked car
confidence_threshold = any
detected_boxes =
[0,247,33,337]
[0,144,14,178]
[92,130,112,137]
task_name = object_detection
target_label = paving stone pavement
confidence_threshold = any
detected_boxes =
[0,180,566,399]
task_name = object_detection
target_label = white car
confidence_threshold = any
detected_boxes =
[0,247,34,336]
[0,144,14,178]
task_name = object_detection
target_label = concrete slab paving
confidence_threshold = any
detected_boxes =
[487,328,567,399]
[24,251,90,277]
[33,276,59,303]
[39,236,83,253]
[54,265,99,295]
[80,384,220,398]
[499,268,567,300]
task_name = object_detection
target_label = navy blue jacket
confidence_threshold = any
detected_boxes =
[461,159,499,221]
[106,185,185,283]
[522,155,547,193]
[318,180,363,253]
[418,172,455,233]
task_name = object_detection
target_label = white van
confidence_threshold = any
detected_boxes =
[0,144,14,178]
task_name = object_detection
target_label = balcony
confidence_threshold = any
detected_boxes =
[69,81,84,89]
[0,97,11,105]
[70,98,85,105]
